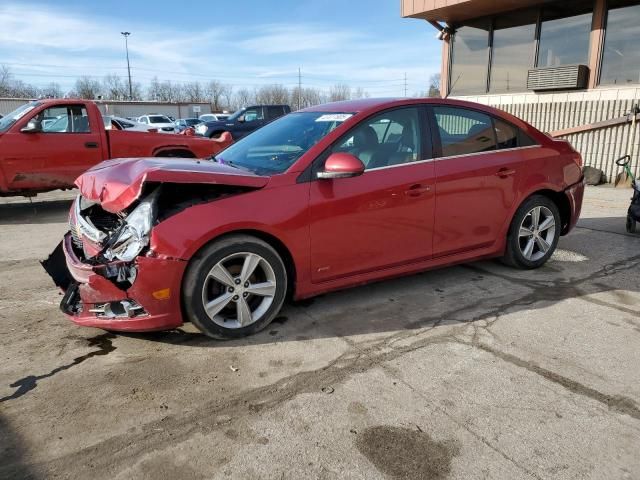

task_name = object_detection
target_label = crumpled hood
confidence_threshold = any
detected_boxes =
[76,157,269,213]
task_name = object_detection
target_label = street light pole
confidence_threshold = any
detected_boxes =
[121,31,133,100]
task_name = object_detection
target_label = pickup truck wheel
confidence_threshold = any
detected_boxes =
[502,195,560,269]
[183,235,287,339]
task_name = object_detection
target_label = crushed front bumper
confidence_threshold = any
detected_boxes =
[42,233,186,332]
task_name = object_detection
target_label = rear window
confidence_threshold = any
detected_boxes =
[148,115,171,124]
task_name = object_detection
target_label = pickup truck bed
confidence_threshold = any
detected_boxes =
[0,99,231,196]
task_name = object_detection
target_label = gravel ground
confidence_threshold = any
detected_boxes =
[0,185,639,480]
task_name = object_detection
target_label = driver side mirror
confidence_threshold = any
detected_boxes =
[317,153,365,179]
[21,119,42,133]
[237,115,245,123]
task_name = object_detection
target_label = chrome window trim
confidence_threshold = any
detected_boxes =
[365,157,435,172]
[434,144,541,161]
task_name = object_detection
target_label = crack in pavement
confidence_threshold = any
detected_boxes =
[3,253,640,477]
[467,342,640,421]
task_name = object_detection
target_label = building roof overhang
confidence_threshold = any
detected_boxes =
[402,0,550,23]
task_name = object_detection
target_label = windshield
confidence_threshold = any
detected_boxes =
[227,108,246,121]
[185,118,201,126]
[148,115,171,124]
[0,102,40,133]
[214,111,353,175]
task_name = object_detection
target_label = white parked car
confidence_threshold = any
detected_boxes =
[137,114,176,133]
[103,115,158,132]
[198,113,229,123]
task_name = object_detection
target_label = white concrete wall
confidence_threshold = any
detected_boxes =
[454,86,640,181]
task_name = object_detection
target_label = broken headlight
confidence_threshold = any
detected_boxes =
[104,194,156,262]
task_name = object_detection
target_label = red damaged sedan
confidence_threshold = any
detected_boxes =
[43,98,585,339]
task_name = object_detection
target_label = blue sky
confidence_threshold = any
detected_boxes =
[0,1,441,97]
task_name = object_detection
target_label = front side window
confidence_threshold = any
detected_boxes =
[38,105,90,133]
[600,1,640,85]
[450,19,490,95]
[243,108,264,122]
[537,1,592,67]
[333,108,422,170]
[433,107,496,157]
[214,112,350,175]
[490,10,537,93]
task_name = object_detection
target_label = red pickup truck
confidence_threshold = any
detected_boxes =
[0,99,231,196]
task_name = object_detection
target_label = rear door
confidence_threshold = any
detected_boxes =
[3,104,103,191]
[429,105,529,257]
[309,106,435,282]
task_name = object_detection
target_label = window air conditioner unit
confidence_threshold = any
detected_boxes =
[527,65,589,91]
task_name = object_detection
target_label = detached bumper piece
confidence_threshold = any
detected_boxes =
[41,234,187,332]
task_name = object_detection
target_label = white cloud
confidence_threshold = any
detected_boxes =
[0,2,441,96]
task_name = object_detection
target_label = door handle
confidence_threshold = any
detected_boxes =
[495,168,516,178]
[84,142,99,149]
[404,184,431,197]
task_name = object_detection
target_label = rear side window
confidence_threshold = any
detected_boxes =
[495,118,538,149]
[266,106,284,120]
[494,119,518,149]
[433,106,497,157]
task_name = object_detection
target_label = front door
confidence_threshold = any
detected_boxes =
[235,107,265,139]
[309,106,435,283]
[3,104,103,192]
[429,105,526,257]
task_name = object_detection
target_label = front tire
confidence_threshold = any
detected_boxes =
[183,235,287,339]
[503,195,560,269]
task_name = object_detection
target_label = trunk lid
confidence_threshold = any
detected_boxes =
[76,157,269,213]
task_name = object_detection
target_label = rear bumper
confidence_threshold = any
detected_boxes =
[42,233,186,332]
[563,177,586,234]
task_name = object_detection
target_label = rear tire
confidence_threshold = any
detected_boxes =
[502,195,560,269]
[182,235,287,339]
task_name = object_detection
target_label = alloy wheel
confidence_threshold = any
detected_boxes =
[518,206,556,262]
[201,252,277,329]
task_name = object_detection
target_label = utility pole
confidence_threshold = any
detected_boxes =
[121,32,133,100]
[404,72,408,97]
[298,67,302,110]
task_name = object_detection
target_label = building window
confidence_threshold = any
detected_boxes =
[537,1,593,67]
[490,10,537,93]
[450,19,490,95]
[600,1,640,85]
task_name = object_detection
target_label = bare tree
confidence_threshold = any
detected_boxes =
[428,73,441,98]
[255,84,289,105]
[206,80,232,111]
[39,82,62,98]
[0,65,12,96]
[329,84,351,102]
[182,81,206,102]
[352,87,370,99]
[147,76,162,101]
[289,86,325,110]
[233,88,253,109]
[103,74,128,100]
[75,76,102,99]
